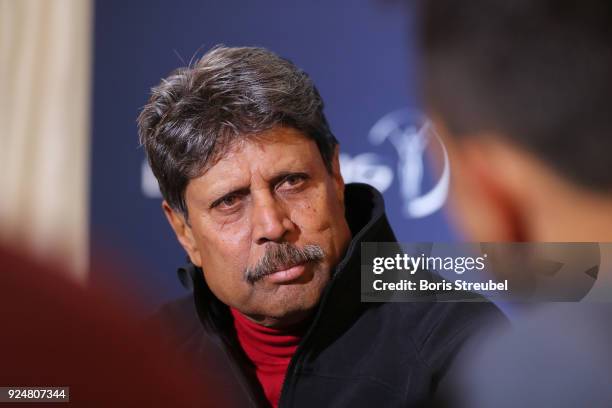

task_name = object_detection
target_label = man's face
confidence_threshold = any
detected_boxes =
[167,127,351,327]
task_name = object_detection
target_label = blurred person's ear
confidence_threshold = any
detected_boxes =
[437,119,612,242]
[434,120,530,242]
[162,201,202,266]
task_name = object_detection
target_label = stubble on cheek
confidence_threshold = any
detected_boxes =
[245,262,331,318]
[196,223,255,306]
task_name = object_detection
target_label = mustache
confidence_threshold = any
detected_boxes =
[245,243,325,284]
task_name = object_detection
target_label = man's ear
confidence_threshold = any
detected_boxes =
[162,201,202,267]
[330,145,346,206]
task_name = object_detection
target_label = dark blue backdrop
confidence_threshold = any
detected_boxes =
[91,0,457,311]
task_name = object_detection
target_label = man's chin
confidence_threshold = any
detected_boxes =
[245,287,324,328]
[236,266,330,327]
[254,305,317,329]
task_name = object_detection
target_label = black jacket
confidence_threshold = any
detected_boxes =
[154,183,504,407]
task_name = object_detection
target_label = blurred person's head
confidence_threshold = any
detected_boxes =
[418,0,612,241]
[0,244,246,407]
[138,46,351,328]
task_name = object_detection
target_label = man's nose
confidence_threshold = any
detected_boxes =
[251,193,293,245]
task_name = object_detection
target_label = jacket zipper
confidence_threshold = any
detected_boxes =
[276,242,358,407]
[278,222,368,408]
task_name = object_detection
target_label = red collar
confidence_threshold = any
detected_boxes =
[230,308,307,363]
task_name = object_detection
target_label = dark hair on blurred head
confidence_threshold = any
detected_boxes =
[138,45,337,215]
[418,0,612,190]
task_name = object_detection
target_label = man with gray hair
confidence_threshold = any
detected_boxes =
[139,45,502,407]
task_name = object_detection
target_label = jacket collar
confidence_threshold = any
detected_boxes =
[177,183,397,334]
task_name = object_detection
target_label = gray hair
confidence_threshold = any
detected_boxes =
[137,45,338,216]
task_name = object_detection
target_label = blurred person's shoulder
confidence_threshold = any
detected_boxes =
[148,294,207,349]
[148,293,255,406]
[446,302,612,408]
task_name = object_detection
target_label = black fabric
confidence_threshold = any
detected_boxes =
[154,183,505,407]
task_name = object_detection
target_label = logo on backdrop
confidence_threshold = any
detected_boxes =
[141,108,450,219]
[367,108,450,219]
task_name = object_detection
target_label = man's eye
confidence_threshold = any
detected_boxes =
[215,195,240,210]
[279,174,308,190]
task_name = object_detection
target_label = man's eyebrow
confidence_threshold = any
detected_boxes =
[207,170,310,208]
[268,171,305,186]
